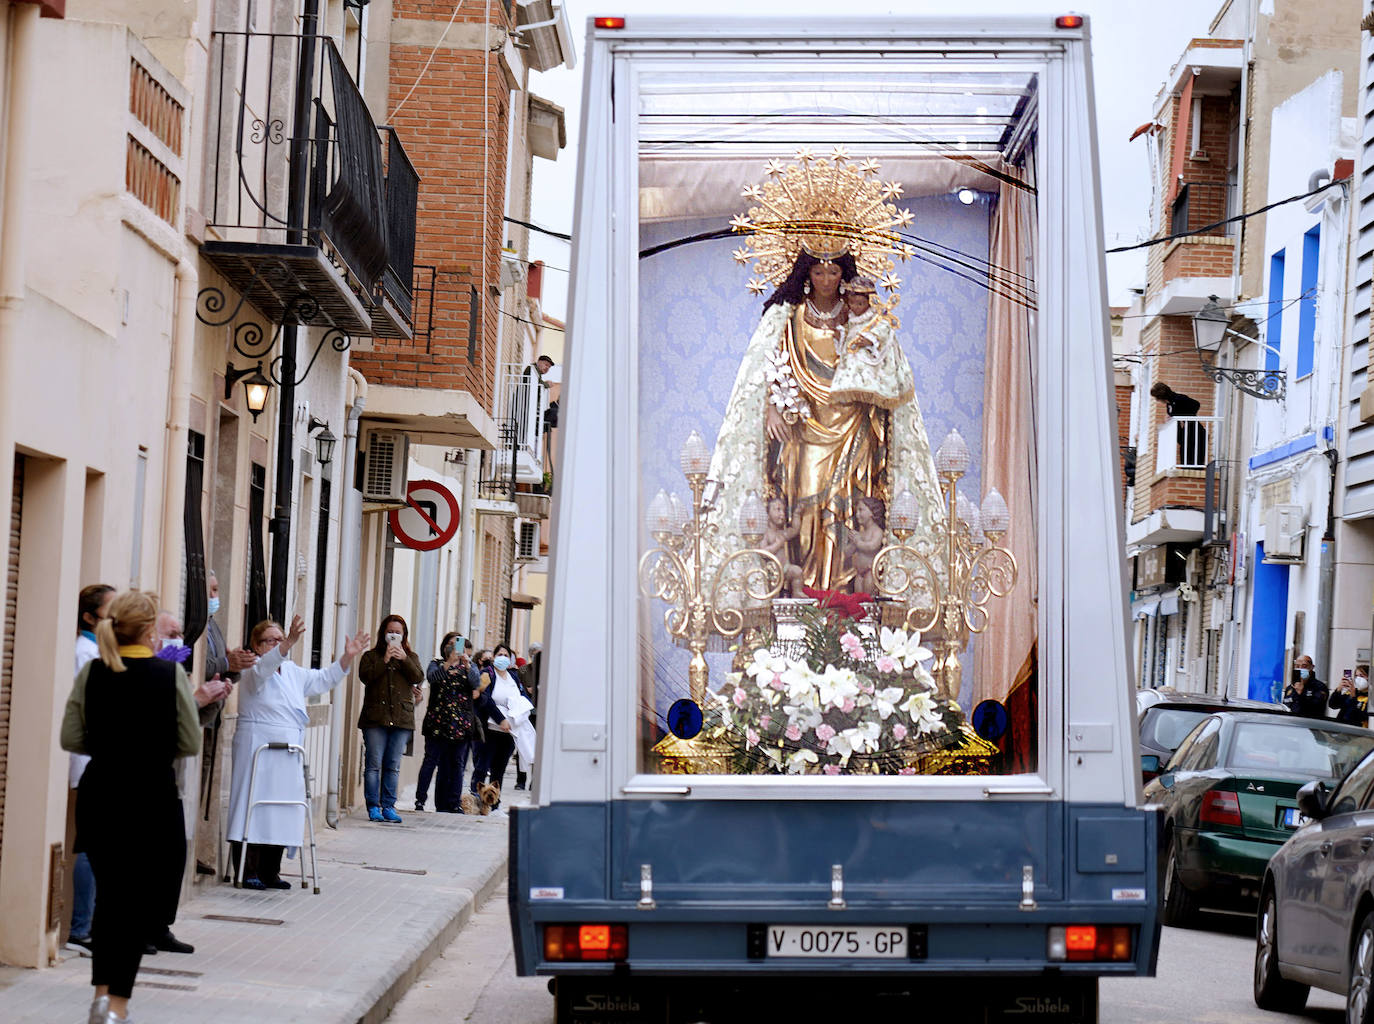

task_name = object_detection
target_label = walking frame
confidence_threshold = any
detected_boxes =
[234,741,321,894]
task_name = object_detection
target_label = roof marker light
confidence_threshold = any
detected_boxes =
[1055,15,1085,28]
[594,16,626,29]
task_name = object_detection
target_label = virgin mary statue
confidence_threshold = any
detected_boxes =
[704,152,945,596]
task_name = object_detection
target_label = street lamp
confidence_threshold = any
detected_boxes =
[1191,294,1286,400]
[307,416,337,466]
[225,362,272,422]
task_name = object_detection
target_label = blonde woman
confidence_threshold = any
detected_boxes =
[61,590,201,1024]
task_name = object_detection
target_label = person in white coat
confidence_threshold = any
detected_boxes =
[226,614,367,889]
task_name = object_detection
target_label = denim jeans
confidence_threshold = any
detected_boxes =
[362,726,410,810]
[70,851,95,938]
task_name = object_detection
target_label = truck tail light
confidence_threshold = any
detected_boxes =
[1047,925,1132,962]
[1200,790,1243,827]
[544,923,629,962]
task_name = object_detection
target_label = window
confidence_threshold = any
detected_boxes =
[1227,721,1374,778]
[1328,749,1374,816]
[1266,250,1285,374]
[632,60,1041,778]
[1296,225,1320,379]
[1140,708,1211,756]
[1177,717,1221,771]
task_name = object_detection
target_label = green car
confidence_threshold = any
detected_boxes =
[1142,710,1374,927]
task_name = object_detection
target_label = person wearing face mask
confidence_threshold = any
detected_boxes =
[1329,665,1370,727]
[1284,653,1330,719]
[357,615,426,823]
[227,615,369,889]
[469,643,530,814]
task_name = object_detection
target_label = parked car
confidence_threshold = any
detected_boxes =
[1138,691,1288,785]
[1143,711,1374,928]
[1255,747,1374,1016]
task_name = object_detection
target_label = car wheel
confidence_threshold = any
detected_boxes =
[1253,888,1309,1013]
[1162,837,1199,928]
[1350,911,1374,1024]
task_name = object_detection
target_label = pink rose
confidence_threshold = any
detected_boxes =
[840,632,866,660]
[841,698,856,713]
[815,724,836,743]
[824,765,842,775]
[875,655,898,674]
[770,674,786,691]
[759,714,772,730]
[785,724,802,741]
[746,727,759,748]
[898,767,917,775]
[733,688,747,707]
[862,683,875,694]
[892,723,908,741]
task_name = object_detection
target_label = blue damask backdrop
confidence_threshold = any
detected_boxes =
[637,192,992,725]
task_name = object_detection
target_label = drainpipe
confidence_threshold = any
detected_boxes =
[326,366,366,827]
[159,260,197,605]
[0,2,38,565]
[455,448,478,635]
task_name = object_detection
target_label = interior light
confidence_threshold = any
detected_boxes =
[1055,15,1085,28]
[957,188,976,206]
[594,16,626,29]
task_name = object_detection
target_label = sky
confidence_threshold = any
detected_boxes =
[523,1,1222,318]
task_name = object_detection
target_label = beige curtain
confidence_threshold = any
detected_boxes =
[974,170,1038,708]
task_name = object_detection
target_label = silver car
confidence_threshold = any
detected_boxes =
[1254,745,1374,1019]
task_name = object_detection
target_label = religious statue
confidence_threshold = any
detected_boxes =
[703,152,944,599]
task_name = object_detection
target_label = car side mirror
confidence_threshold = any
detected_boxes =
[1297,779,1329,821]
[1140,754,1161,782]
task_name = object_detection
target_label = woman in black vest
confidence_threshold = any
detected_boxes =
[62,589,200,1024]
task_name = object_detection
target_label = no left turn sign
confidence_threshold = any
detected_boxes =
[389,480,460,551]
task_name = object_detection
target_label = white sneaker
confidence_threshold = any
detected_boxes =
[87,995,109,1024]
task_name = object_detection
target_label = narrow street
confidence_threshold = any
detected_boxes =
[388,902,1349,1024]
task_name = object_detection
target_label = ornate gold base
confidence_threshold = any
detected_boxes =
[650,724,998,777]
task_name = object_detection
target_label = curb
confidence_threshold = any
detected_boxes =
[351,844,510,1024]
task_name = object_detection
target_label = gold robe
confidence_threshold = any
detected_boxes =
[772,306,888,590]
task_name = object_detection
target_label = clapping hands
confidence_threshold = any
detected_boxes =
[194,674,232,708]
[340,630,369,671]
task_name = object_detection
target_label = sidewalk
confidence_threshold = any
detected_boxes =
[0,785,526,1023]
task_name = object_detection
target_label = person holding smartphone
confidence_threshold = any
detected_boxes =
[1329,666,1369,727]
[357,615,425,822]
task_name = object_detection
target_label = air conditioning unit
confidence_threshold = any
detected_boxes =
[516,519,539,560]
[1264,503,1306,562]
[362,429,408,504]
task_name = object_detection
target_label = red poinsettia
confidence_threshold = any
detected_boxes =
[801,585,872,622]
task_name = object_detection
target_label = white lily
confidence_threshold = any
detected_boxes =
[841,721,881,754]
[815,664,861,708]
[745,647,788,682]
[872,686,906,720]
[880,626,933,669]
[786,748,819,773]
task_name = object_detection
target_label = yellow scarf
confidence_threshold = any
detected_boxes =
[117,644,154,658]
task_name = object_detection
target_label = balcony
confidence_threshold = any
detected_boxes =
[201,32,418,337]
[483,365,548,500]
[1156,416,1219,474]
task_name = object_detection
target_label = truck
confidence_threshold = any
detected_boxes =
[510,14,1158,1023]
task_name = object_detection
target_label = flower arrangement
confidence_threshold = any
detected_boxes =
[702,606,964,775]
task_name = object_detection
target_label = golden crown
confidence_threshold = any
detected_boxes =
[730,148,916,295]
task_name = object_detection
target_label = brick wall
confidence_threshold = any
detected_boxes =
[349,2,516,417]
[1145,317,1217,513]
[1116,383,1133,493]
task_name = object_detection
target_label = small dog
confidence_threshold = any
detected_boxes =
[479,781,501,813]
[460,792,481,816]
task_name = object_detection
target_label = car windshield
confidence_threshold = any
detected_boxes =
[1226,721,1374,778]
[1140,708,1212,753]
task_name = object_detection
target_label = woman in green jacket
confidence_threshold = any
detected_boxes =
[357,614,424,822]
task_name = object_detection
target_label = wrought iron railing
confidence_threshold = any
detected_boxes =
[206,31,390,295]
[380,127,419,322]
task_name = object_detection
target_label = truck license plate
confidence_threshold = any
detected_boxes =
[765,925,907,958]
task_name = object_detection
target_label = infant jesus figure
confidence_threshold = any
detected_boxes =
[761,495,804,595]
[842,496,887,594]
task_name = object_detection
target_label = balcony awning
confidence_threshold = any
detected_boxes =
[510,592,542,609]
[361,384,500,449]
[200,242,373,335]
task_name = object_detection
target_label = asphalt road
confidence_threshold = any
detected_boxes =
[386,899,1350,1023]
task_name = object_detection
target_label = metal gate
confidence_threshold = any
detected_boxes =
[0,454,24,871]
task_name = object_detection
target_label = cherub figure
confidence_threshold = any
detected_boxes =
[843,496,887,594]
[761,496,804,594]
